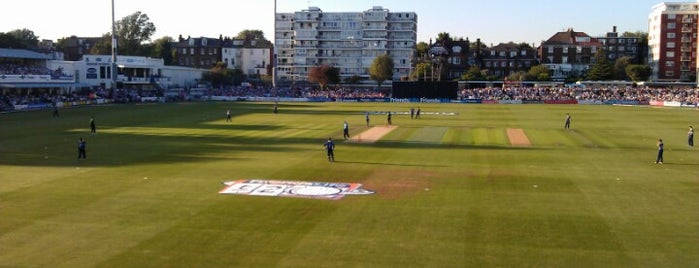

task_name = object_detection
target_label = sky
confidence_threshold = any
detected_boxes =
[3,0,667,46]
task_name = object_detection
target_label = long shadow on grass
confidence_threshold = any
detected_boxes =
[333,160,448,167]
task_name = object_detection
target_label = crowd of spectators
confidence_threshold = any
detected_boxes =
[2,84,698,112]
[0,63,70,79]
[458,86,699,104]
[206,85,390,99]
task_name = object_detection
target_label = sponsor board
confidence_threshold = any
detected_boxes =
[219,179,374,200]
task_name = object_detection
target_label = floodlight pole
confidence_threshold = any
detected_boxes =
[272,0,277,96]
[111,0,118,98]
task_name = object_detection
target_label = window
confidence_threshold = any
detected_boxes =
[665,71,674,77]
[668,22,676,29]
[562,56,568,64]
[666,61,675,67]
[667,42,676,48]
[668,32,676,38]
[668,14,676,19]
[563,47,568,53]
[548,46,553,53]
[666,51,675,58]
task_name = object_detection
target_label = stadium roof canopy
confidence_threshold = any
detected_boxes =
[0,48,50,60]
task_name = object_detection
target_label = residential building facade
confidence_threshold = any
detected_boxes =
[538,28,602,81]
[596,26,644,65]
[483,42,538,79]
[56,36,103,61]
[275,6,417,82]
[173,35,223,69]
[648,2,699,82]
[220,38,272,76]
[173,35,273,76]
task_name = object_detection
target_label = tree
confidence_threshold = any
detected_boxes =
[409,62,432,81]
[436,32,453,44]
[506,71,526,81]
[201,62,246,88]
[586,49,614,80]
[90,34,112,55]
[416,42,428,59]
[369,54,394,88]
[89,12,156,56]
[149,36,175,65]
[235,30,272,46]
[308,64,340,89]
[461,66,485,81]
[0,32,25,49]
[116,11,157,56]
[525,65,552,81]
[626,64,652,82]
[7,29,39,48]
[614,56,633,80]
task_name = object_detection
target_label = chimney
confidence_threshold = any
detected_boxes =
[613,26,617,33]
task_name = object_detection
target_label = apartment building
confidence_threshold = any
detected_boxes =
[596,26,644,64]
[648,2,699,82]
[275,6,417,83]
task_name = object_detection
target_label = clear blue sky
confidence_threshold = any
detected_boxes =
[3,0,665,45]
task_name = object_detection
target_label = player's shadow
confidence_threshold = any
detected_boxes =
[333,160,447,167]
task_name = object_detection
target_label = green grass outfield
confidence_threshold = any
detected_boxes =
[1,102,697,267]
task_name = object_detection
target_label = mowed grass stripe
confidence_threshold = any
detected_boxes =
[407,126,448,145]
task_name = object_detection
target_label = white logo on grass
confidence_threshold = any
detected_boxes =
[219,179,374,200]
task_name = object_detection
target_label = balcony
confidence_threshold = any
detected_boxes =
[681,27,693,33]
[680,56,692,61]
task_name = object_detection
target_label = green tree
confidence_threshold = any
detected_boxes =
[506,71,526,81]
[0,32,25,48]
[625,64,652,82]
[90,34,112,55]
[409,62,432,81]
[201,62,247,88]
[369,54,394,88]
[7,29,39,48]
[235,30,272,46]
[116,11,157,56]
[525,65,552,81]
[416,42,428,59]
[89,12,156,56]
[149,36,175,65]
[614,56,633,80]
[308,64,340,89]
[436,32,453,44]
[586,49,614,80]
[461,66,485,81]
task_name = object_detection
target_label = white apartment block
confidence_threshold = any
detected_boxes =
[648,1,699,82]
[275,6,417,82]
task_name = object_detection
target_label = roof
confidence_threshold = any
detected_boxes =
[542,29,602,46]
[0,48,50,60]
